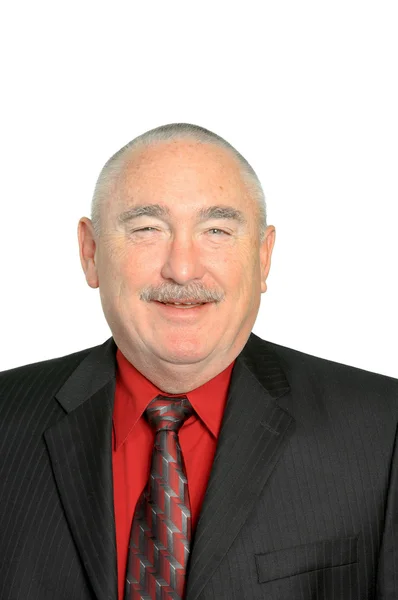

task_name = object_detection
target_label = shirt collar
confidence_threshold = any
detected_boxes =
[113,348,234,450]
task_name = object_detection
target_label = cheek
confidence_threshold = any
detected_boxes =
[99,244,147,286]
[217,248,255,289]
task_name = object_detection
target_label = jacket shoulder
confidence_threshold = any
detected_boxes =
[244,334,398,436]
[0,343,101,399]
[261,336,398,399]
[267,338,396,378]
[246,332,398,400]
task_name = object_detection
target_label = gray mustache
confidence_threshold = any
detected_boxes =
[140,284,225,304]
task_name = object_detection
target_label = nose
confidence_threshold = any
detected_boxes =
[160,236,206,284]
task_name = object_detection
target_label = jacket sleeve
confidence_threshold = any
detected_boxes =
[377,422,398,598]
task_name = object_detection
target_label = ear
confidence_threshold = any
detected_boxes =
[77,217,99,288]
[259,225,276,293]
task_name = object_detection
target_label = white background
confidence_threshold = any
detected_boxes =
[1,1,397,377]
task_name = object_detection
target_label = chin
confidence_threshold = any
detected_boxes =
[157,339,210,365]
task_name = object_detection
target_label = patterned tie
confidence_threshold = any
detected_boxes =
[124,395,194,600]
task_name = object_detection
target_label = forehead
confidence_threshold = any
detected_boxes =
[111,140,252,212]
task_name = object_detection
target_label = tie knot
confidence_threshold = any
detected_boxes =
[145,395,194,434]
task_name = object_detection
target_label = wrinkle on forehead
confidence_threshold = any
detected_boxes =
[117,203,248,227]
[103,139,258,225]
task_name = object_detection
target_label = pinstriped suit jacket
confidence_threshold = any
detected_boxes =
[1,332,398,600]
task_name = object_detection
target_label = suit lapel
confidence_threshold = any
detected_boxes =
[185,334,295,600]
[44,339,118,600]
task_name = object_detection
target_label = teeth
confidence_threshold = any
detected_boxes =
[163,302,201,306]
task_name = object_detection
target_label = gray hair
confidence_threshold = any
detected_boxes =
[91,123,267,240]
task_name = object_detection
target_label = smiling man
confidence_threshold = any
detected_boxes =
[79,133,274,393]
[1,123,398,600]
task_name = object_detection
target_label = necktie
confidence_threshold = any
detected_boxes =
[124,395,194,600]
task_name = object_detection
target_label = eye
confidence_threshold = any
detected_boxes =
[208,228,230,236]
[131,227,158,234]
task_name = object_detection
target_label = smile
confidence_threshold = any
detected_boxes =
[152,300,212,317]
[159,302,205,308]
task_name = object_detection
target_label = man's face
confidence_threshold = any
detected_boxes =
[79,140,275,374]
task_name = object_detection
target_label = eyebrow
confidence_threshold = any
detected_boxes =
[117,204,247,226]
[197,206,247,224]
[117,204,170,223]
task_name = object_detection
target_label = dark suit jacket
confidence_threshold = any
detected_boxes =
[1,333,398,600]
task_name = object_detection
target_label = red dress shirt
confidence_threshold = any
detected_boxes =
[112,348,234,600]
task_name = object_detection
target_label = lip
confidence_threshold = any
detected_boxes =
[155,300,206,307]
[151,300,212,319]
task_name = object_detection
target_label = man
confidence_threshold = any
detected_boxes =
[0,123,397,600]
